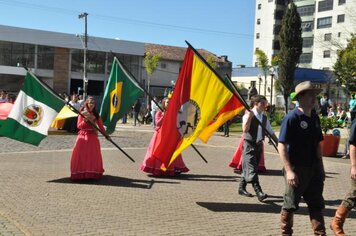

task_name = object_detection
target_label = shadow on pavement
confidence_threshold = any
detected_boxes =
[150,173,237,182]
[195,202,356,218]
[47,175,179,189]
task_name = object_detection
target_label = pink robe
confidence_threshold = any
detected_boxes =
[70,115,108,180]
[228,135,266,172]
[140,111,189,176]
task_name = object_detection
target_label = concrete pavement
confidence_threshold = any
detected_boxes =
[0,124,355,235]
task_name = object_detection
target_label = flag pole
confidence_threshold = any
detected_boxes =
[25,69,135,162]
[184,41,278,151]
[109,52,208,163]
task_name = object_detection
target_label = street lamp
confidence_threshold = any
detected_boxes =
[258,74,262,94]
[78,12,88,100]
[269,67,275,106]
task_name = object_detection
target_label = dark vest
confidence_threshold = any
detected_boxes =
[244,115,267,143]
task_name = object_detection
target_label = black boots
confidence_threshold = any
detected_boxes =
[238,179,253,197]
[252,182,267,202]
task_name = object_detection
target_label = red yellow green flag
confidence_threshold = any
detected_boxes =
[151,46,244,169]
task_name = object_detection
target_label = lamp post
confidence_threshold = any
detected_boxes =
[269,68,275,106]
[258,74,262,94]
[78,12,88,100]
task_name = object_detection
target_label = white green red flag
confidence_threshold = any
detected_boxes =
[0,72,65,145]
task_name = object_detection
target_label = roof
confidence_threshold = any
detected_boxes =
[0,24,145,56]
[145,43,229,63]
[232,67,334,83]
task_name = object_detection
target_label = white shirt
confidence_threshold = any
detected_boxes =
[242,107,274,142]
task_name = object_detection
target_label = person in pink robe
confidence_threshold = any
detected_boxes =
[140,98,189,176]
[70,96,110,180]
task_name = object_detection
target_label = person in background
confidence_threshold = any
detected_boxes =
[70,96,110,180]
[151,96,159,128]
[223,120,230,137]
[140,97,189,176]
[330,118,356,236]
[239,95,277,201]
[320,93,331,117]
[349,93,356,122]
[132,99,141,126]
[278,81,326,235]
[0,90,8,103]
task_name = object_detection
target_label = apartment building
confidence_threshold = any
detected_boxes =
[253,0,355,70]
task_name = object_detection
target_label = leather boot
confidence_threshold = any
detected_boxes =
[330,205,349,236]
[309,210,326,236]
[238,179,253,197]
[252,181,267,202]
[280,209,293,236]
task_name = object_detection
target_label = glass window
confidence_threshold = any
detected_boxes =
[273,24,282,34]
[337,14,345,23]
[274,10,284,20]
[299,53,312,63]
[301,21,314,32]
[323,50,331,58]
[276,0,286,5]
[272,40,280,50]
[298,5,315,16]
[71,49,84,72]
[338,0,346,5]
[256,33,260,39]
[324,33,332,41]
[338,32,341,37]
[258,4,261,9]
[318,0,333,12]
[317,17,332,29]
[107,54,140,79]
[257,19,261,25]
[87,51,105,74]
[0,41,35,67]
[303,37,314,48]
[37,46,54,69]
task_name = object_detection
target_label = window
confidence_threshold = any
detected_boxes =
[251,81,256,88]
[324,33,332,41]
[338,32,341,37]
[273,24,282,34]
[338,0,346,5]
[318,0,333,12]
[276,0,285,5]
[257,19,261,25]
[298,5,315,16]
[272,40,280,50]
[337,14,345,23]
[317,17,332,29]
[274,10,284,20]
[301,21,314,32]
[302,37,314,48]
[0,41,35,67]
[299,53,313,63]
[161,62,166,69]
[323,50,331,58]
[258,4,261,9]
[37,46,54,69]
[256,33,260,39]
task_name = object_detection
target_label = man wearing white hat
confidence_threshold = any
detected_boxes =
[278,81,326,235]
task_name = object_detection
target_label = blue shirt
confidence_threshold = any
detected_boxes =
[279,108,323,166]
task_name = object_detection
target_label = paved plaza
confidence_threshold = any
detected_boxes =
[0,124,355,235]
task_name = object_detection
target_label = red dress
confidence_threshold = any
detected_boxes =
[70,115,108,180]
[228,134,266,172]
[140,111,189,176]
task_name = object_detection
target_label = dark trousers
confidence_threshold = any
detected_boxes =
[241,140,263,183]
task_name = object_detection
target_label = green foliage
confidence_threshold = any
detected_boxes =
[144,52,161,76]
[206,55,217,70]
[277,2,303,113]
[273,111,285,126]
[319,115,338,134]
[333,34,356,92]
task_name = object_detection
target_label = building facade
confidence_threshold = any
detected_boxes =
[253,0,355,70]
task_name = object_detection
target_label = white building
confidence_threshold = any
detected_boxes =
[253,0,356,70]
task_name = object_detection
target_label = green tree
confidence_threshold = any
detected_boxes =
[254,48,270,96]
[206,55,217,70]
[143,52,161,101]
[333,34,356,92]
[276,2,303,113]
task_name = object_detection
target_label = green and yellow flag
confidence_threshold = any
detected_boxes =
[100,57,143,134]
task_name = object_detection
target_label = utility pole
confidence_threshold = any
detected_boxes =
[78,12,88,100]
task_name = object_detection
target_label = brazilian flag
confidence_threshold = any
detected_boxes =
[100,57,143,134]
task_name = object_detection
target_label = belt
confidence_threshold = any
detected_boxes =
[245,139,263,145]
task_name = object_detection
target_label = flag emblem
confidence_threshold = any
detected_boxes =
[22,104,43,127]
[177,99,200,138]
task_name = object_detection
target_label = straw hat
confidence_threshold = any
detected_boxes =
[293,81,322,100]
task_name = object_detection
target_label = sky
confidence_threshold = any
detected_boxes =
[0,0,256,67]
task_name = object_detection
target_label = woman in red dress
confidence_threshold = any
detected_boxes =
[140,98,189,176]
[70,96,110,180]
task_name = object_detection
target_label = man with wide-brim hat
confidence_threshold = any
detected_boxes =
[278,81,326,235]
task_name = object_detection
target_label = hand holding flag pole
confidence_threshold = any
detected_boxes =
[24,68,135,162]
[109,52,208,163]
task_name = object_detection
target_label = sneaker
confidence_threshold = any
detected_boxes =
[342,154,350,159]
